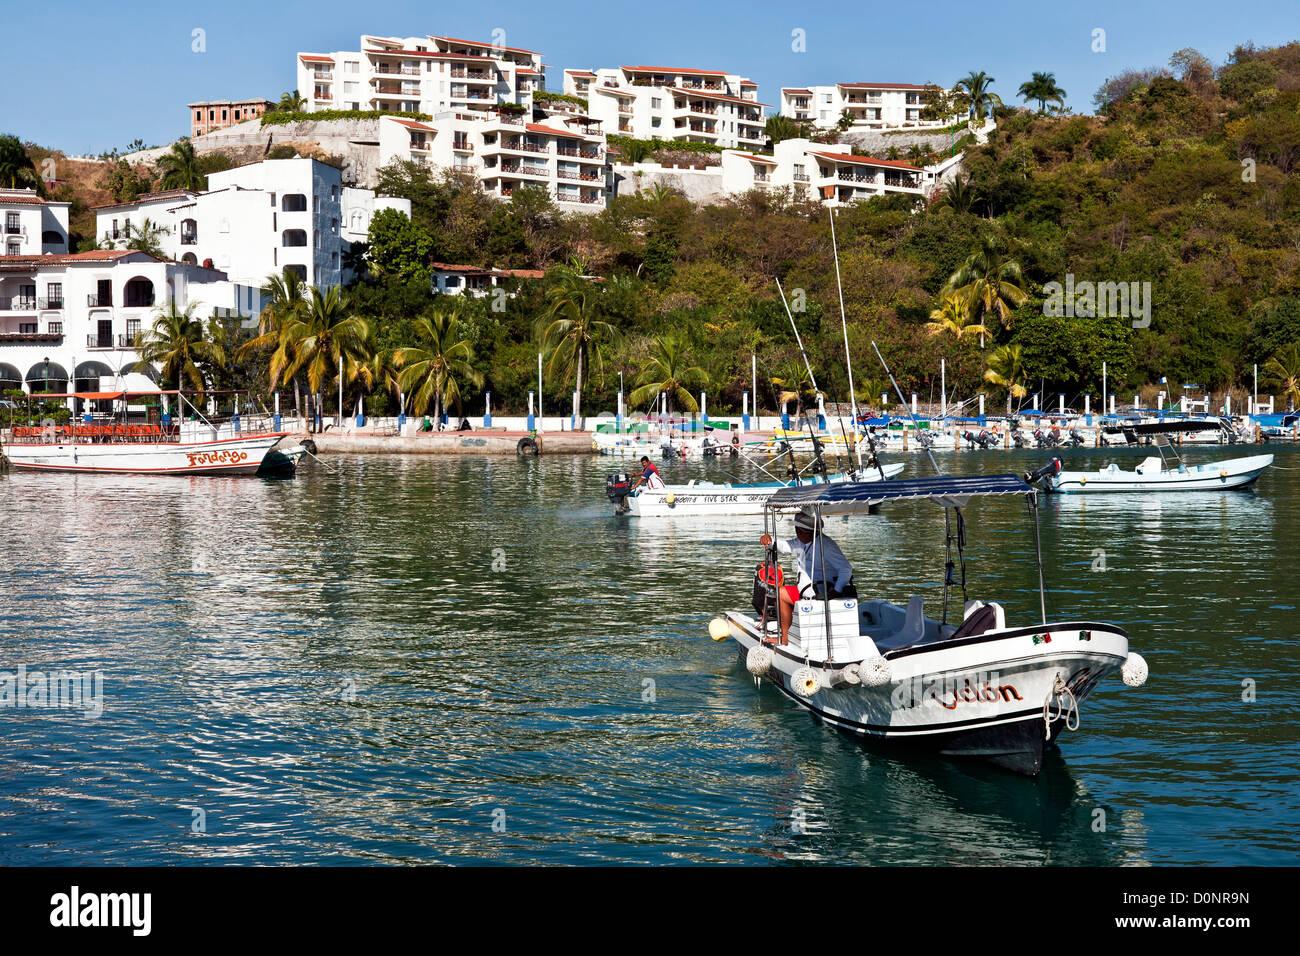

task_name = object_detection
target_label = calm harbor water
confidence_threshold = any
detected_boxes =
[1,443,1297,865]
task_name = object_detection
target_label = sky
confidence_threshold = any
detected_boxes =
[4,0,1298,155]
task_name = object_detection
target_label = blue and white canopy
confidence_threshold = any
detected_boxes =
[766,474,1034,514]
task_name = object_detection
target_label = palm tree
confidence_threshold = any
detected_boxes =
[955,71,1002,122]
[135,300,227,399]
[940,175,975,214]
[123,217,170,258]
[764,114,808,146]
[239,269,311,417]
[770,359,818,419]
[621,140,654,164]
[271,286,374,430]
[942,235,1029,341]
[926,291,988,341]
[629,331,708,416]
[275,90,307,113]
[984,344,1028,416]
[1017,72,1068,114]
[537,258,622,428]
[0,135,44,194]
[155,139,205,191]
[885,145,902,161]
[836,109,855,132]
[394,305,484,425]
[1263,343,1300,410]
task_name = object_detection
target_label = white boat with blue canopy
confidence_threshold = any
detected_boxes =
[709,469,1149,776]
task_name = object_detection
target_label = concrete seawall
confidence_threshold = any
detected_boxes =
[299,430,595,455]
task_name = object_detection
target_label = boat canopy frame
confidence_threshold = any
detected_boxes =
[760,474,1049,650]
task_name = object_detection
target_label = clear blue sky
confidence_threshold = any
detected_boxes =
[5,0,1296,154]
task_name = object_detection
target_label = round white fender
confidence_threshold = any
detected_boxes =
[746,645,774,676]
[1121,652,1149,687]
[858,655,892,687]
[792,666,820,697]
[708,617,731,641]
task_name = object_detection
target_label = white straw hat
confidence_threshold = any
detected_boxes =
[793,509,822,532]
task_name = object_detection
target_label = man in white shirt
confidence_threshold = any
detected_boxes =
[759,509,855,645]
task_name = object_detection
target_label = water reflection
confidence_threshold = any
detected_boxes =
[0,446,1296,864]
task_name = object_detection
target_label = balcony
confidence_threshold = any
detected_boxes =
[451,68,493,81]
[500,162,550,178]
[87,293,113,307]
[315,93,333,102]
[86,333,114,349]
[884,174,920,189]
[838,170,878,183]
[376,65,420,76]
[492,113,525,126]
[0,331,61,343]
[556,146,603,160]
[753,173,771,183]
[501,140,548,154]
[180,232,197,245]
[793,173,810,183]
[618,105,634,115]
[0,297,35,311]
[4,224,20,235]
[39,297,64,309]
[555,191,603,205]
[452,138,473,152]
[556,169,601,181]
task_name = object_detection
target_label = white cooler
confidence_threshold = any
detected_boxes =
[790,599,861,659]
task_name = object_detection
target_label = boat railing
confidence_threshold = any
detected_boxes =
[5,423,182,444]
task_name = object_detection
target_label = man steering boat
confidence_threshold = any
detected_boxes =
[758,508,856,645]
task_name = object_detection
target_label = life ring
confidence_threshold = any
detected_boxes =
[516,436,540,456]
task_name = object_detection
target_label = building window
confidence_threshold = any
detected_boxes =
[209,110,215,120]
[282,229,308,247]
[19,323,37,334]
[5,211,18,233]
[46,282,62,307]
[331,186,338,201]
[651,97,661,109]
[282,194,308,212]
[7,241,20,255]
[285,264,307,281]
[195,110,201,121]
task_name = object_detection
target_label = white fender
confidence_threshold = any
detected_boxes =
[708,617,731,641]
[746,645,774,676]
[791,666,820,697]
[858,655,892,687]
[1121,652,1149,687]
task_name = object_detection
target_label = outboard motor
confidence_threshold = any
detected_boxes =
[1067,428,1085,446]
[983,429,1000,448]
[916,429,935,449]
[606,473,633,514]
[962,430,980,449]
[1024,457,1063,489]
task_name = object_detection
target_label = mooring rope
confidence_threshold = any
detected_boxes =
[1043,672,1080,739]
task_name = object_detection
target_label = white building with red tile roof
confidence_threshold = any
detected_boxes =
[720,138,944,207]
[297,34,544,117]
[780,83,946,130]
[378,108,609,211]
[0,248,243,400]
[564,66,766,148]
[1,189,71,258]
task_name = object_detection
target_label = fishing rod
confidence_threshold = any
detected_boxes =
[827,208,864,474]
[872,340,942,477]
[775,277,844,480]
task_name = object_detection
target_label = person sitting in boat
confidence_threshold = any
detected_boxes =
[759,510,855,645]
[631,455,666,491]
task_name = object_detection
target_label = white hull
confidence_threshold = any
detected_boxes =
[1045,454,1272,493]
[628,463,904,518]
[723,601,1129,774]
[5,433,287,475]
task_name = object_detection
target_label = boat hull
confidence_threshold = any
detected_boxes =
[627,463,904,517]
[1045,453,1273,493]
[5,433,288,476]
[724,609,1128,776]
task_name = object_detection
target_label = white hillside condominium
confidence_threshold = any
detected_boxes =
[378,106,608,210]
[720,138,938,207]
[298,34,544,116]
[93,158,409,294]
[0,189,244,403]
[564,66,766,149]
[780,83,944,129]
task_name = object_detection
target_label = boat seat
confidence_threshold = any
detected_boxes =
[875,596,927,650]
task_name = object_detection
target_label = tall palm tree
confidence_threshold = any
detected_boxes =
[629,331,708,416]
[1017,72,1068,114]
[956,71,1002,122]
[123,217,170,258]
[271,286,374,430]
[239,269,311,416]
[925,291,988,341]
[0,135,45,194]
[621,139,654,164]
[1263,343,1300,410]
[984,344,1028,416]
[155,139,205,191]
[537,259,622,427]
[394,305,484,425]
[942,235,1029,341]
[135,300,227,399]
